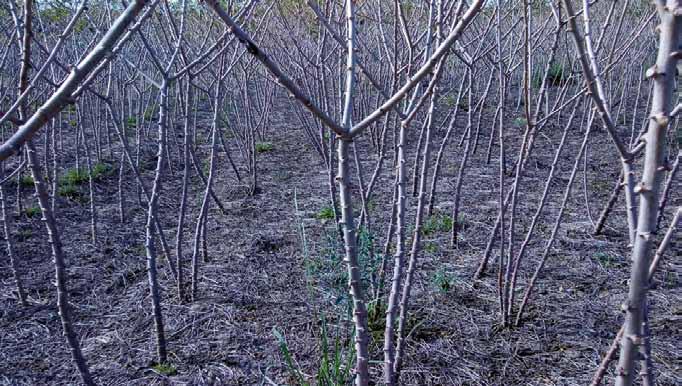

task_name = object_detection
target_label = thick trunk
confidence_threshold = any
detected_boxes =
[615,2,680,384]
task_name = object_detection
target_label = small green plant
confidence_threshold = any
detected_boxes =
[424,242,438,254]
[443,94,456,107]
[91,163,113,181]
[73,18,88,33]
[19,174,34,187]
[125,116,137,128]
[60,168,89,186]
[58,184,83,201]
[594,252,622,269]
[273,328,307,385]
[533,63,566,89]
[663,271,679,288]
[200,158,212,176]
[315,315,355,386]
[356,228,379,296]
[422,213,453,236]
[317,206,336,220]
[513,117,527,127]
[255,142,274,153]
[273,313,354,386]
[368,299,387,346]
[151,362,177,376]
[41,6,69,23]
[56,164,108,202]
[367,301,386,330]
[309,227,378,306]
[25,206,41,218]
[547,63,565,86]
[432,269,456,294]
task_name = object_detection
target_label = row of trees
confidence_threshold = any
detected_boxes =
[0,0,679,385]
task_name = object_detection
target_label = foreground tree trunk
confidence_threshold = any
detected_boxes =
[144,79,169,364]
[17,1,95,383]
[338,2,369,383]
[614,1,681,384]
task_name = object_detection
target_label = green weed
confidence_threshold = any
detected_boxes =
[308,227,378,307]
[424,242,438,254]
[57,184,83,201]
[317,206,336,221]
[547,63,565,85]
[151,362,177,376]
[594,252,623,269]
[25,206,41,218]
[273,313,354,386]
[422,213,453,236]
[367,300,387,344]
[443,94,457,107]
[272,328,307,385]
[255,142,274,153]
[532,63,566,89]
[91,163,113,181]
[60,168,89,186]
[19,174,34,187]
[663,271,679,288]
[432,268,456,294]
[513,117,527,127]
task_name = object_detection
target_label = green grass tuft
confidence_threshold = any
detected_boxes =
[25,206,41,218]
[442,94,457,107]
[317,206,336,220]
[273,313,354,386]
[424,242,438,254]
[19,174,35,187]
[532,62,566,89]
[60,168,89,186]
[151,362,177,376]
[513,117,527,127]
[594,252,623,269]
[255,142,274,153]
[91,162,113,181]
[57,184,82,200]
[432,268,456,294]
[422,213,453,236]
